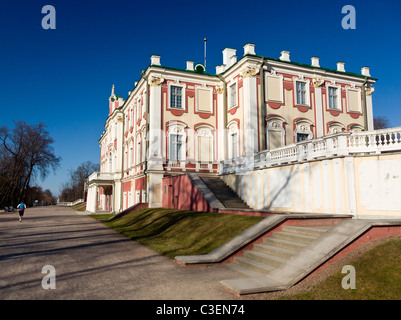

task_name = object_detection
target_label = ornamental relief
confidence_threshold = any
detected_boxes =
[149,76,164,86]
[241,67,259,78]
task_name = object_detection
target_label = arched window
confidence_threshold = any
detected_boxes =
[265,115,286,150]
[327,122,345,134]
[294,118,314,142]
[227,121,240,159]
[195,125,214,164]
[167,122,187,161]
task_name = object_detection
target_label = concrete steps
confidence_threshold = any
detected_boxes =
[226,225,331,279]
[199,176,250,209]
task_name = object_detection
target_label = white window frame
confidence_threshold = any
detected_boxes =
[346,87,362,113]
[228,80,238,109]
[136,97,141,120]
[168,81,186,110]
[264,72,284,103]
[294,119,314,143]
[328,122,345,134]
[195,85,213,113]
[194,125,214,165]
[326,84,342,110]
[227,121,240,159]
[167,122,187,162]
[265,116,286,150]
[294,78,310,106]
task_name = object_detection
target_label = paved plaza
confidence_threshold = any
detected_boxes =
[0,206,246,300]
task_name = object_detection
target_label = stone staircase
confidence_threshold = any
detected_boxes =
[199,176,250,209]
[226,225,332,279]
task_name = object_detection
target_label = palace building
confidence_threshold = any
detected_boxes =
[86,43,377,214]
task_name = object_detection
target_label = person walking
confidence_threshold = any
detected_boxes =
[17,202,26,222]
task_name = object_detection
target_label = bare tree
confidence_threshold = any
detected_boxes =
[0,121,60,207]
[374,116,391,130]
[59,161,99,202]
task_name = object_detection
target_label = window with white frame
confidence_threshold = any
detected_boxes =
[170,134,183,161]
[136,98,141,120]
[227,122,239,159]
[136,135,141,164]
[229,82,237,109]
[327,86,340,110]
[295,80,310,106]
[265,116,286,150]
[294,119,313,143]
[347,88,362,113]
[265,73,284,102]
[170,86,183,109]
[168,82,186,110]
[167,123,186,161]
[195,126,214,163]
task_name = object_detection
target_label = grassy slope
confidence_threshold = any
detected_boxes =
[92,208,263,259]
[281,237,401,300]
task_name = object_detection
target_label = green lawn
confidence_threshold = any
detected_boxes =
[280,237,401,300]
[92,208,263,259]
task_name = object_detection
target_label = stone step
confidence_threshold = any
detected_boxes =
[243,250,286,268]
[281,225,332,237]
[263,236,307,251]
[199,176,250,209]
[253,243,298,259]
[233,256,276,275]
[225,262,265,278]
[273,230,319,244]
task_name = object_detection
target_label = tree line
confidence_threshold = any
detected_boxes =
[59,161,99,202]
[0,121,60,208]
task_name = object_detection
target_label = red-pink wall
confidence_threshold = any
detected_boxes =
[162,175,213,212]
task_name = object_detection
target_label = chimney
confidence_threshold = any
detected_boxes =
[150,55,161,66]
[279,51,290,62]
[243,43,256,56]
[337,62,346,72]
[222,48,237,68]
[216,65,224,74]
[186,61,194,71]
[361,66,371,77]
[230,55,237,65]
[311,57,320,67]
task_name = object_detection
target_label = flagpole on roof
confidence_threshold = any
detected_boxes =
[204,38,207,71]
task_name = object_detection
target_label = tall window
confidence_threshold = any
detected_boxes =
[170,86,183,109]
[296,81,307,105]
[328,87,339,109]
[229,83,237,108]
[231,132,238,158]
[170,134,183,161]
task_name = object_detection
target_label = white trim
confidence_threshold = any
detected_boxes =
[195,85,213,113]
[326,83,342,111]
[294,77,311,106]
[228,79,238,110]
[346,86,362,113]
[265,115,286,150]
[227,120,240,159]
[294,118,314,142]
[168,80,186,110]
[264,71,284,103]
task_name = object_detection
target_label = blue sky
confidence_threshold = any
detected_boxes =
[1,0,401,197]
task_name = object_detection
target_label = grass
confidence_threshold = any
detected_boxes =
[280,237,401,300]
[91,208,263,259]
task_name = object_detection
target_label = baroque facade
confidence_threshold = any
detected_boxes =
[86,43,376,213]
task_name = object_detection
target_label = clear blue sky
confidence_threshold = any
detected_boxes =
[1,0,401,197]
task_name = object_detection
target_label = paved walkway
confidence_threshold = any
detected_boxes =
[0,206,248,300]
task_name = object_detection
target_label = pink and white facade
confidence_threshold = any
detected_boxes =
[86,43,377,214]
